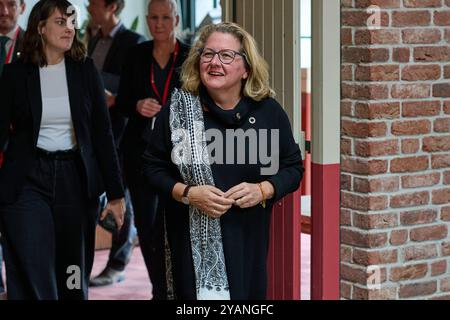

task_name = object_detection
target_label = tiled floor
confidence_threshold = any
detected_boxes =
[1,233,311,300]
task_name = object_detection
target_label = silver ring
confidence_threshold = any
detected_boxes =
[249,117,256,124]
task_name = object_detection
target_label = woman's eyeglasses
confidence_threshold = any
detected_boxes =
[199,48,248,65]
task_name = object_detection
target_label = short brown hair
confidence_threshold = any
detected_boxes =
[181,22,274,101]
[21,0,86,67]
[104,0,125,16]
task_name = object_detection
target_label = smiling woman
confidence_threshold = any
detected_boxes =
[0,0,125,300]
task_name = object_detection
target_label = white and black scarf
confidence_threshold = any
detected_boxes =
[169,88,230,300]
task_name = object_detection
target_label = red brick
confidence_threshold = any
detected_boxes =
[342,11,389,27]
[445,65,450,78]
[341,245,352,263]
[342,192,388,211]
[440,278,450,292]
[400,209,437,226]
[432,294,450,300]
[342,48,390,63]
[432,154,450,169]
[431,260,447,276]
[402,101,441,117]
[342,65,353,81]
[442,242,450,256]
[368,176,400,193]
[393,47,410,62]
[390,264,428,282]
[341,0,353,7]
[410,225,448,241]
[402,65,441,81]
[342,83,389,100]
[442,206,450,221]
[356,65,399,81]
[392,11,431,26]
[355,29,400,45]
[423,136,450,152]
[342,28,353,45]
[392,120,431,135]
[390,229,408,246]
[353,248,398,266]
[341,264,369,285]
[414,46,450,62]
[341,157,388,175]
[445,101,450,114]
[402,28,442,44]
[432,188,450,205]
[341,208,352,226]
[353,212,398,230]
[355,0,400,8]
[445,171,450,184]
[341,174,352,191]
[355,139,398,157]
[403,0,442,7]
[390,191,430,208]
[434,118,450,132]
[390,156,429,173]
[399,281,437,298]
[341,101,353,117]
[433,83,450,98]
[341,282,352,300]
[446,29,450,42]
[402,172,440,188]
[355,102,400,120]
[391,84,431,99]
[342,120,387,138]
[341,138,352,156]
[402,139,420,154]
[434,11,450,26]
[403,243,437,261]
[352,286,397,300]
[341,228,388,248]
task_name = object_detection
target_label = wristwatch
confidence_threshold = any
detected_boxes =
[181,185,192,205]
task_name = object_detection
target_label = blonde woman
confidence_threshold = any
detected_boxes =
[142,22,303,300]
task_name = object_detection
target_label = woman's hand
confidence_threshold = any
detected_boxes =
[136,98,162,118]
[189,185,235,219]
[224,182,275,209]
[100,198,126,230]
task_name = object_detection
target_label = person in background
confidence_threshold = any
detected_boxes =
[142,22,303,300]
[116,0,189,299]
[86,0,145,287]
[0,0,125,300]
[0,0,26,297]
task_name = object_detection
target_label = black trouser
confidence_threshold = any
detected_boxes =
[125,161,166,300]
[0,150,98,300]
[0,243,4,293]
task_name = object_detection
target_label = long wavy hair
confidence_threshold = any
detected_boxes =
[181,22,275,101]
[21,0,86,67]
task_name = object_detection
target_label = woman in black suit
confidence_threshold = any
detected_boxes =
[0,0,125,300]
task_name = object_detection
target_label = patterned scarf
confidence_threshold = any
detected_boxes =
[169,88,230,300]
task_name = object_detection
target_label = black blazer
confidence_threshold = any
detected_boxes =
[12,27,25,63]
[0,56,124,204]
[88,25,146,147]
[115,40,190,167]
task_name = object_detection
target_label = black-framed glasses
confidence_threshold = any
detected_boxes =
[199,48,248,65]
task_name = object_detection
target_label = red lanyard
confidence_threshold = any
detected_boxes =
[4,28,20,64]
[150,41,179,106]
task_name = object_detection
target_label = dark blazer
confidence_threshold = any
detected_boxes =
[115,40,190,169]
[88,24,145,147]
[11,27,25,63]
[0,56,124,204]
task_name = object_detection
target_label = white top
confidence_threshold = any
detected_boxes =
[37,59,77,151]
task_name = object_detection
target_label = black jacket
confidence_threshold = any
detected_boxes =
[0,56,124,204]
[88,24,146,147]
[12,27,25,63]
[115,40,190,168]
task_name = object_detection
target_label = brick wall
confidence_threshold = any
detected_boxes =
[341,0,450,300]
